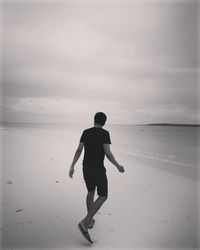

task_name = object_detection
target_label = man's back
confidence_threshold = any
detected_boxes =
[69,112,125,244]
[80,127,111,167]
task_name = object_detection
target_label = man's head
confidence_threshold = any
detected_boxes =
[94,112,107,126]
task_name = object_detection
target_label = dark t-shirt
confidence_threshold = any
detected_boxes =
[80,127,111,167]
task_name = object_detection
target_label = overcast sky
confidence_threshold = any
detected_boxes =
[1,0,199,124]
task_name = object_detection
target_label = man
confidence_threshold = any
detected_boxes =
[69,112,125,244]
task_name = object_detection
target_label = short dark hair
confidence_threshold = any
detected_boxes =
[94,112,107,126]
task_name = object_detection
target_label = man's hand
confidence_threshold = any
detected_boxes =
[117,165,125,173]
[69,166,74,178]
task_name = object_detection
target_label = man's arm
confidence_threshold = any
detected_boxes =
[69,142,84,178]
[103,144,125,173]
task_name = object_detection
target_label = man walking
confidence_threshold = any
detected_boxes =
[69,112,125,243]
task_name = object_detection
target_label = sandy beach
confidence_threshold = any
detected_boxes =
[0,124,199,250]
[2,0,199,248]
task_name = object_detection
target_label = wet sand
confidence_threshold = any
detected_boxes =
[0,126,199,249]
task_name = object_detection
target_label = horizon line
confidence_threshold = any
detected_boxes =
[0,121,199,126]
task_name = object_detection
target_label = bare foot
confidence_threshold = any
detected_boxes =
[80,221,88,233]
[87,219,95,229]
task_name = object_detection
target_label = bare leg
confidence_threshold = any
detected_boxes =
[86,191,95,213]
[80,195,107,231]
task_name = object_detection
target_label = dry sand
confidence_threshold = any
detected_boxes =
[0,127,199,250]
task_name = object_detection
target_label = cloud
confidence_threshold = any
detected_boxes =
[2,0,199,124]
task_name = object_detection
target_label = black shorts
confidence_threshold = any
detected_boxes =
[82,165,108,197]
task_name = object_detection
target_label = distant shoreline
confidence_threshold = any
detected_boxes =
[0,121,200,127]
[144,123,200,127]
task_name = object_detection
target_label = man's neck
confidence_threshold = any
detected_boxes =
[94,124,103,128]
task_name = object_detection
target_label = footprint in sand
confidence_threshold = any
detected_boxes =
[7,180,13,184]
[108,213,112,216]
[16,208,23,213]
[56,181,60,183]
[14,222,24,226]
